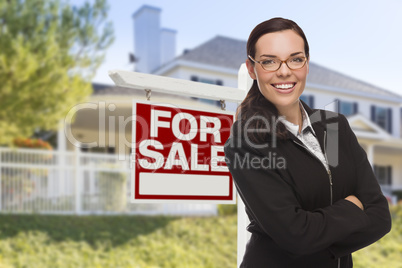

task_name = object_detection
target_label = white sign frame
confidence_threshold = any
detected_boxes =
[131,100,236,204]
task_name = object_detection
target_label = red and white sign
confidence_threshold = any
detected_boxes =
[131,101,235,203]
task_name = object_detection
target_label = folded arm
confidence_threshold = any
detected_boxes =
[327,115,391,258]
[224,136,371,257]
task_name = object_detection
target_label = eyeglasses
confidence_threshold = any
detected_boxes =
[248,55,307,72]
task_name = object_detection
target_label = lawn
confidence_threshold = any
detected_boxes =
[0,204,400,268]
[0,213,237,268]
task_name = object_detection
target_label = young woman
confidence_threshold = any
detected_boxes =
[224,18,391,268]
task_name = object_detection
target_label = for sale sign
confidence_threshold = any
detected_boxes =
[131,101,235,203]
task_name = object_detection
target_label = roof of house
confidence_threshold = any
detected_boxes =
[93,83,135,95]
[172,35,402,100]
[175,35,246,71]
[95,35,401,101]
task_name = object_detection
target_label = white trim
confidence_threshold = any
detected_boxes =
[376,138,402,149]
[348,114,392,140]
[153,59,240,76]
[306,82,402,104]
[153,60,402,104]
[109,70,246,102]
[366,144,374,165]
[353,130,389,140]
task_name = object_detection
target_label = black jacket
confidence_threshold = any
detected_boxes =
[224,104,391,268]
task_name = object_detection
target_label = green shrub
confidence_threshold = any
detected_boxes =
[0,214,237,268]
[217,204,237,216]
[353,204,402,268]
[0,205,401,267]
[392,190,402,201]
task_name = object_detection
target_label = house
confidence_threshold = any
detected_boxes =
[125,5,402,201]
[7,5,401,216]
[20,4,399,215]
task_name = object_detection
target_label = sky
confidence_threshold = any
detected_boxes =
[76,0,402,96]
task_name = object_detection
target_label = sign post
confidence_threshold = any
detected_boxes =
[236,64,253,266]
[109,67,251,267]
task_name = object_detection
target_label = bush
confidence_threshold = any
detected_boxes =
[13,137,52,150]
[353,204,402,268]
[217,204,237,216]
[392,190,402,201]
[0,214,237,268]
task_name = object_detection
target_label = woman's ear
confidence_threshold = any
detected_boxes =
[246,59,257,80]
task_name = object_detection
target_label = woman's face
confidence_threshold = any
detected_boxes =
[246,30,309,114]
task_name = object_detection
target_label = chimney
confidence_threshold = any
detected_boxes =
[160,28,177,66]
[132,5,161,73]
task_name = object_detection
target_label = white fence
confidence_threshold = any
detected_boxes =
[0,147,217,216]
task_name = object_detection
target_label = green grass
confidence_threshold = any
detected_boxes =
[353,204,402,268]
[0,205,400,268]
[0,214,237,268]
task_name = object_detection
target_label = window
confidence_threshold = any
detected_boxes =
[299,94,314,108]
[400,108,402,138]
[371,106,392,133]
[199,78,216,84]
[336,100,358,116]
[198,98,220,107]
[190,76,224,86]
[81,146,115,154]
[373,165,392,186]
[190,75,222,107]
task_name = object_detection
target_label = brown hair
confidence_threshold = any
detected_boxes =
[236,17,310,143]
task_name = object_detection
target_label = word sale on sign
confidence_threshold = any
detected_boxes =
[131,102,235,203]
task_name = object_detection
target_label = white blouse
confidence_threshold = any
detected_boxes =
[278,104,329,171]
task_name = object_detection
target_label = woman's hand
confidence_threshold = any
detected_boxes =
[345,195,364,211]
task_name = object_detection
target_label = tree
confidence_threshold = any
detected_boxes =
[0,0,114,145]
